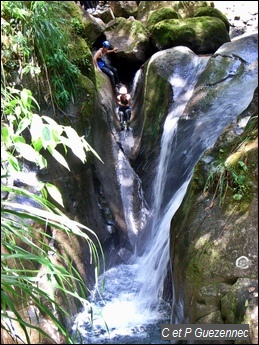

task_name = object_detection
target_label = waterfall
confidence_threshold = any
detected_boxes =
[135,180,191,308]
[72,42,257,343]
[135,49,209,308]
[72,49,209,343]
[131,68,142,97]
[134,43,258,321]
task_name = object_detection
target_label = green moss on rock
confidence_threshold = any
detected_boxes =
[68,36,96,86]
[141,62,171,145]
[61,1,83,18]
[151,16,230,54]
[105,17,149,48]
[193,6,230,32]
[147,7,181,29]
[69,74,96,133]
[221,278,256,324]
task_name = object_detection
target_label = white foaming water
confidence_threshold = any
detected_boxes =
[135,180,191,309]
[152,116,179,216]
[131,68,143,97]
[72,120,189,343]
[73,264,171,344]
[133,49,207,308]
[73,48,209,343]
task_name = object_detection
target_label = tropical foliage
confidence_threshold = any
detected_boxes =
[1,1,80,110]
[1,1,103,343]
[1,87,104,344]
[203,116,257,206]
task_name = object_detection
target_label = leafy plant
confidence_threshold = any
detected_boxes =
[203,157,251,206]
[1,1,81,109]
[70,17,84,35]
[1,85,104,343]
[1,185,102,344]
[1,2,105,342]
[1,87,102,204]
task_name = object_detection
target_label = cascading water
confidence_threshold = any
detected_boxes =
[72,41,257,343]
[134,50,209,308]
[72,49,207,344]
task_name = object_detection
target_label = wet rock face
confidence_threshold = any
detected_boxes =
[125,24,257,340]
[64,1,258,341]
[169,89,258,342]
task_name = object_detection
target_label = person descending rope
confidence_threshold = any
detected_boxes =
[93,40,121,93]
[117,86,131,130]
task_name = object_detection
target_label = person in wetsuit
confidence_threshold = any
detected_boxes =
[117,86,131,130]
[93,40,121,93]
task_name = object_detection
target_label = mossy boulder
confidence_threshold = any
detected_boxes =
[136,1,176,22]
[109,1,138,18]
[174,1,211,18]
[140,61,171,146]
[146,7,181,30]
[150,16,230,54]
[221,277,258,344]
[76,74,97,130]
[81,11,106,46]
[221,278,258,324]
[104,17,151,62]
[194,283,232,322]
[193,6,230,32]
[60,1,105,46]
[130,60,171,155]
[68,36,96,85]
[60,0,83,18]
